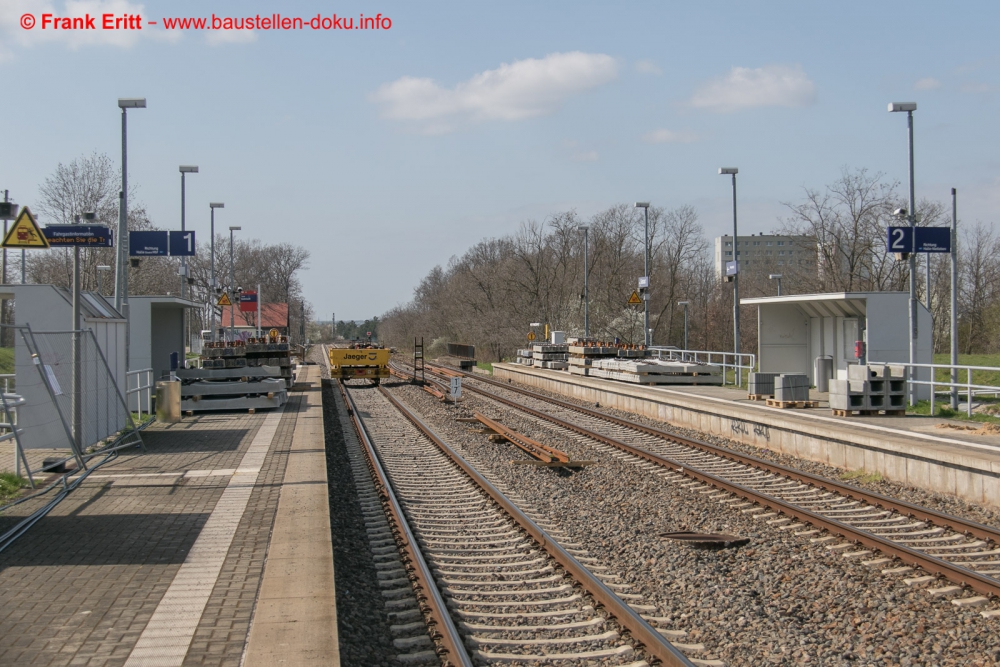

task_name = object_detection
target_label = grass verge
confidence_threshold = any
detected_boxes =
[840,469,883,484]
[0,471,27,503]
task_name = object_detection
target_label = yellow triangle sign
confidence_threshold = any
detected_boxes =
[628,290,642,305]
[217,292,232,306]
[2,207,49,249]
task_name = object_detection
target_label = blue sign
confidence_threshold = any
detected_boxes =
[915,227,951,253]
[887,226,913,253]
[887,226,952,253]
[725,260,739,276]
[169,230,196,256]
[130,231,168,256]
[44,225,113,247]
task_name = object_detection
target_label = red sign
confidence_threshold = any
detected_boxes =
[239,291,258,312]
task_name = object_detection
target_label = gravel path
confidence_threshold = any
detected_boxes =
[385,379,1000,667]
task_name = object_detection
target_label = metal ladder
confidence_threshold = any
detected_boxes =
[413,337,426,385]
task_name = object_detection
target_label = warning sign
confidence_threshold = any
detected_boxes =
[527,331,536,341]
[627,291,642,305]
[216,292,232,306]
[2,207,49,249]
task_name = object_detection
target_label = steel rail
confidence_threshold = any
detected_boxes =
[377,386,695,667]
[407,362,1000,599]
[474,412,570,463]
[423,362,1000,545]
[337,382,473,667]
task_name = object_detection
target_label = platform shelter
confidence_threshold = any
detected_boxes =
[742,292,932,398]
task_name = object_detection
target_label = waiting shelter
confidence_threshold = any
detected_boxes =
[742,292,932,398]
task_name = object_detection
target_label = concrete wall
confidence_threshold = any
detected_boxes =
[758,304,810,376]
[492,363,1000,509]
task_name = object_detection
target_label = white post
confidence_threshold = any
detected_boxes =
[256,283,261,337]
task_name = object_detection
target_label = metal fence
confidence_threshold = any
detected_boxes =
[869,360,1000,417]
[127,368,154,421]
[648,347,756,387]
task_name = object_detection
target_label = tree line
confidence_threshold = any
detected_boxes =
[380,168,992,360]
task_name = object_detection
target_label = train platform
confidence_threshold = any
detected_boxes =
[491,363,1000,508]
[0,364,337,667]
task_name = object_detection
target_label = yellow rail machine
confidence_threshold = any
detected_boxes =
[328,347,391,385]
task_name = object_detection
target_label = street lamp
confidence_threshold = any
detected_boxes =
[116,97,146,371]
[578,225,590,338]
[97,265,111,295]
[210,203,224,342]
[634,202,650,346]
[677,301,689,351]
[769,273,783,296]
[229,225,241,341]
[719,168,739,361]
[178,166,198,299]
[888,101,918,406]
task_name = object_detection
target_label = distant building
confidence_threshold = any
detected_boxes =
[220,302,290,339]
[714,233,817,280]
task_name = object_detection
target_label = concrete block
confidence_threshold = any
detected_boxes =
[886,364,907,379]
[868,393,885,410]
[888,379,906,395]
[869,379,886,394]
[848,364,871,381]
[830,393,866,410]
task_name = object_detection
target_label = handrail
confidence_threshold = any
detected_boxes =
[649,347,756,388]
[869,360,1000,417]
[126,368,154,421]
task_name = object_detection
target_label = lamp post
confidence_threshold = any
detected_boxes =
[634,202,651,345]
[677,301,689,351]
[950,188,958,410]
[116,97,146,371]
[210,203,224,342]
[719,168,739,359]
[229,225,241,341]
[888,102,918,406]
[179,166,198,298]
[769,273,783,296]
[97,265,111,295]
[578,225,590,338]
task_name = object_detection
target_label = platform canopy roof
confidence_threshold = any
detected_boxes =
[741,292,909,319]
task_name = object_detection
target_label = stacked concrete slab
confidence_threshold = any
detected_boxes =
[532,344,569,370]
[748,372,781,398]
[589,358,723,385]
[775,374,810,402]
[567,343,618,376]
[516,349,534,366]
[830,363,907,412]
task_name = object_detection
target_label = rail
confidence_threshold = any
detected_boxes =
[338,382,472,667]
[869,360,1000,417]
[376,384,695,666]
[0,374,14,393]
[649,347,755,387]
[420,361,1000,599]
[126,368,154,421]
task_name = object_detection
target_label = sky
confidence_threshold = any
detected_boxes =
[2,1,999,320]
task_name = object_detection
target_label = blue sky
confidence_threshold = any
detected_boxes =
[2,1,999,319]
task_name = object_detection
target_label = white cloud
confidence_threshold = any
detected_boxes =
[634,59,662,75]
[371,51,618,131]
[643,128,699,144]
[690,64,817,113]
[914,77,941,91]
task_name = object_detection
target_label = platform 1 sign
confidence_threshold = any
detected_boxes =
[44,225,113,247]
[129,230,197,256]
[887,226,952,253]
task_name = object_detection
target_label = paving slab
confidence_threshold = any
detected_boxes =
[0,365,332,667]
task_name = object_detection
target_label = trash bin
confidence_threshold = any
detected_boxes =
[156,379,182,423]
[814,356,833,393]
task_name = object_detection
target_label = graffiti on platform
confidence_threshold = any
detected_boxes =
[730,418,771,442]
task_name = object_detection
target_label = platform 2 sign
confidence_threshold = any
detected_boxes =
[887,226,952,253]
[43,225,113,247]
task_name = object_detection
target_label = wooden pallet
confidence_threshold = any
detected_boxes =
[747,394,773,401]
[832,408,905,417]
[766,399,819,409]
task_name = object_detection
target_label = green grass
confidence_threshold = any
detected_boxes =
[931,353,1000,387]
[907,399,1000,424]
[476,362,493,373]
[0,471,27,503]
[840,469,883,484]
[0,347,12,375]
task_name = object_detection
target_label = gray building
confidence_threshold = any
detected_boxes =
[714,233,817,280]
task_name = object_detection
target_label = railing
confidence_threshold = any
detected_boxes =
[869,361,1000,417]
[0,374,13,393]
[126,368,154,421]
[648,347,756,388]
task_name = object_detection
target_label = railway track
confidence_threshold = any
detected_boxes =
[396,360,1000,611]
[336,377,700,665]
